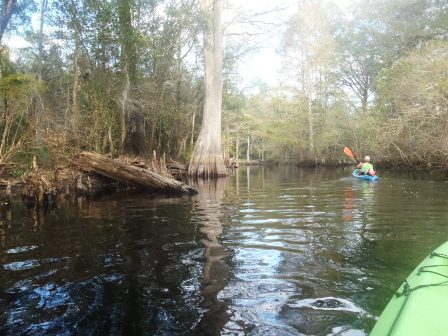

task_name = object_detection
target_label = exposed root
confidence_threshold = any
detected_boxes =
[188,154,228,178]
[21,158,58,209]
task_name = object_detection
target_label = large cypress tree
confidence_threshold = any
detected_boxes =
[188,0,227,177]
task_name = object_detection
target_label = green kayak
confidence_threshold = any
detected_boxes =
[370,241,448,336]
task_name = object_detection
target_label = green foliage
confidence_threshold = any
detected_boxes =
[10,0,205,159]
[0,73,34,90]
[1,0,448,171]
[34,146,52,163]
[9,167,28,177]
[0,49,17,76]
[10,146,50,165]
[373,41,448,162]
[0,72,39,163]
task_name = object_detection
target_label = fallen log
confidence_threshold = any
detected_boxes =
[73,152,198,195]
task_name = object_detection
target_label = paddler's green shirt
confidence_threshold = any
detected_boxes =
[360,162,373,174]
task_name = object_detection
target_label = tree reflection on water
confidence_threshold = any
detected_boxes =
[192,178,231,335]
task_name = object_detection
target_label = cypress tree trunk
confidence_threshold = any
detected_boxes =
[188,0,227,178]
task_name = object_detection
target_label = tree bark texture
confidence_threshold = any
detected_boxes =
[0,0,16,44]
[122,76,146,157]
[73,151,198,195]
[70,2,81,150]
[71,40,80,149]
[37,0,48,81]
[188,0,227,178]
[246,136,250,161]
[119,0,147,158]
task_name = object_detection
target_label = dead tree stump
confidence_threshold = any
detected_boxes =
[72,151,198,195]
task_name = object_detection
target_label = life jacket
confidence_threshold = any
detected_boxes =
[359,162,374,175]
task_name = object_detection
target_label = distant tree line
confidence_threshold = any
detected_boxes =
[228,0,448,171]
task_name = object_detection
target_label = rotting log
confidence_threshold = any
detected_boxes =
[73,151,198,195]
[167,159,188,180]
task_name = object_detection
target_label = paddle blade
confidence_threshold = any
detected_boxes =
[343,147,355,159]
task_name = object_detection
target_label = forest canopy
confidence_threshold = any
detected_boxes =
[0,0,447,172]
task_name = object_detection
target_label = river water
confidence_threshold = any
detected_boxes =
[1,166,448,335]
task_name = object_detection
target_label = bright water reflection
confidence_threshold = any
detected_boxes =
[1,166,448,335]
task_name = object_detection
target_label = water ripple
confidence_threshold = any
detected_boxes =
[287,297,366,314]
[4,245,39,254]
[2,167,448,335]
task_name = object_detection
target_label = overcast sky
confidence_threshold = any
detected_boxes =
[228,0,352,89]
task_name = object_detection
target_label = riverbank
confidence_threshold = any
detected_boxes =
[2,154,447,207]
[0,152,195,207]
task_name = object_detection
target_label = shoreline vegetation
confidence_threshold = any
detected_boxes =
[1,153,446,210]
[1,1,448,206]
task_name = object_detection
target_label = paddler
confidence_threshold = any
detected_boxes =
[356,156,376,176]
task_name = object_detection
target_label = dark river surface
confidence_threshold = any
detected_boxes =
[1,166,448,336]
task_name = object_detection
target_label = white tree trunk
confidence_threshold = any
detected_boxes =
[246,136,250,162]
[261,138,264,162]
[307,83,314,154]
[236,131,239,163]
[188,0,227,177]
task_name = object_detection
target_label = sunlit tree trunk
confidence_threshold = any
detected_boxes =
[235,130,239,164]
[261,138,264,162]
[190,110,196,148]
[188,0,227,177]
[246,136,250,161]
[302,33,314,155]
[306,80,314,153]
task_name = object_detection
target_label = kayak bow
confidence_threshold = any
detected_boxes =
[370,241,448,336]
